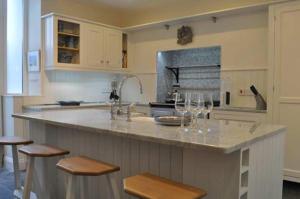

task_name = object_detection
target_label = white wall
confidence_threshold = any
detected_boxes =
[120,0,286,27]
[23,0,119,105]
[124,10,268,107]
[24,71,117,105]
[42,0,122,27]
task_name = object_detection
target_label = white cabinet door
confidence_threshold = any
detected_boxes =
[84,24,105,68]
[271,1,300,182]
[104,29,122,69]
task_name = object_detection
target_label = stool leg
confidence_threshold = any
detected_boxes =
[12,145,21,190]
[0,145,4,168]
[22,156,35,199]
[80,176,88,199]
[66,174,75,199]
[106,174,120,199]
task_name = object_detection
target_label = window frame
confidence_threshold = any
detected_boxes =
[0,0,6,95]
[3,0,28,96]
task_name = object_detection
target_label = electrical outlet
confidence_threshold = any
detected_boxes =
[239,89,253,96]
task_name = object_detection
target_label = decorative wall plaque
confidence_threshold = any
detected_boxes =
[177,26,193,45]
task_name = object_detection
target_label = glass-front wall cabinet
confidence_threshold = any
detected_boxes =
[57,20,80,64]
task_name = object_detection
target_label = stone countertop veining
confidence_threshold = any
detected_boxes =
[13,109,284,154]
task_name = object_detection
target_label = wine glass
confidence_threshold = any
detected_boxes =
[188,93,201,129]
[202,93,214,132]
[175,93,189,129]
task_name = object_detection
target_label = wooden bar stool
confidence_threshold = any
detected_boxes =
[19,144,70,199]
[0,136,33,196]
[124,173,207,199]
[56,156,120,199]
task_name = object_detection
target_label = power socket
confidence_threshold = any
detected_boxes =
[239,89,253,96]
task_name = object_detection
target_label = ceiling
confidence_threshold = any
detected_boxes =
[74,0,179,10]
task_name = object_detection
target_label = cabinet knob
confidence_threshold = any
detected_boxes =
[106,61,110,64]
[100,60,104,63]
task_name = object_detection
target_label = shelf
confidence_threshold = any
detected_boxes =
[58,32,80,37]
[58,47,80,51]
[166,64,221,83]
[178,87,220,91]
[166,64,220,69]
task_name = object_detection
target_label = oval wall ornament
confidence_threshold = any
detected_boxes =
[177,26,193,45]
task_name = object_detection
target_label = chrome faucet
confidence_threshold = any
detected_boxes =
[117,75,143,114]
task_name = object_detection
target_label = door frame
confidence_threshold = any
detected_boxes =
[269,0,300,183]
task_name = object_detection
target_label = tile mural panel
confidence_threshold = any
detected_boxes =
[156,46,221,102]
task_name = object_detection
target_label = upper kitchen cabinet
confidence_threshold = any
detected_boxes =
[82,23,105,68]
[81,24,122,70]
[43,15,82,69]
[42,13,124,72]
[104,29,122,69]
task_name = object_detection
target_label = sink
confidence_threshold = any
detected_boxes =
[114,112,147,121]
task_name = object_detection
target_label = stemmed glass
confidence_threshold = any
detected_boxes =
[175,93,189,129]
[202,93,214,132]
[188,93,201,129]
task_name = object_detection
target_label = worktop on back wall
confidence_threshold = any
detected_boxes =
[23,102,267,114]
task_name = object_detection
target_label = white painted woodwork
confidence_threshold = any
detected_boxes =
[43,14,123,72]
[27,120,284,199]
[2,96,27,171]
[44,15,83,70]
[83,23,105,68]
[23,156,35,199]
[12,145,21,190]
[270,0,300,182]
[104,29,122,69]
[211,110,267,123]
[66,174,75,199]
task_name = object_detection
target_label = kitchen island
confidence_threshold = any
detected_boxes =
[13,109,285,199]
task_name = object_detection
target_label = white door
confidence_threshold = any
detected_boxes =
[84,24,105,68]
[104,29,122,69]
[272,1,300,182]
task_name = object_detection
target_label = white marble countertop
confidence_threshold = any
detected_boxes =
[13,109,285,154]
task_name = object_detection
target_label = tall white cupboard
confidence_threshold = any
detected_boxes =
[270,0,300,183]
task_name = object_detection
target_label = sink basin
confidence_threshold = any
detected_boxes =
[114,112,147,121]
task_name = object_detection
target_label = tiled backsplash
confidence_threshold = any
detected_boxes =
[157,46,221,102]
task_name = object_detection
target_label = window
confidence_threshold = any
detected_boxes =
[6,0,24,94]
[0,0,5,95]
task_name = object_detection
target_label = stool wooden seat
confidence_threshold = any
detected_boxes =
[124,173,207,199]
[19,144,69,199]
[19,144,69,157]
[57,156,120,176]
[0,136,33,145]
[57,156,120,199]
[0,136,33,198]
